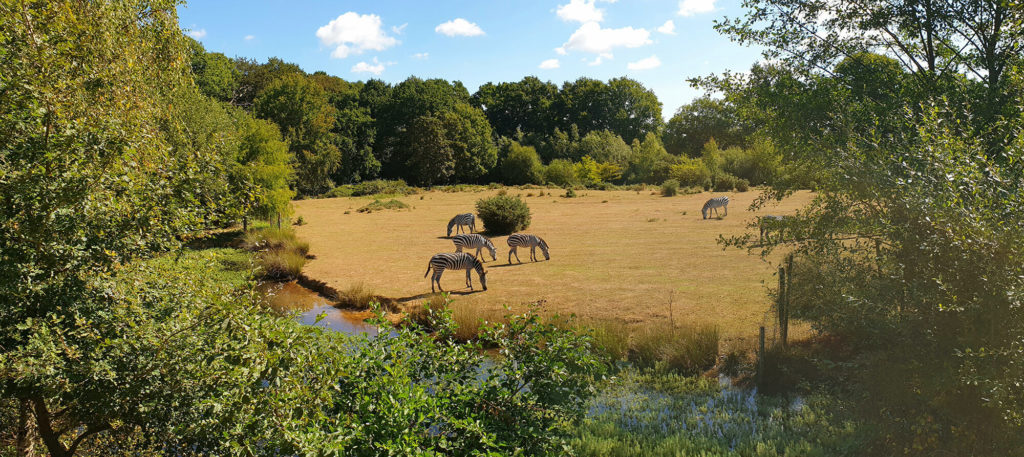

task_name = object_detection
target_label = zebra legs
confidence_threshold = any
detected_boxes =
[529,246,537,261]
[465,269,473,289]
[509,246,521,264]
[431,270,445,292]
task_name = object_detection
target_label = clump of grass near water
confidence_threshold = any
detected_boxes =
[240,227,309,280]
[628,322,720,375]
[335,282,398,312]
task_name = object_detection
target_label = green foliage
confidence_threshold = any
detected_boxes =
[356,198,410,213]
[713,174,738,192]
[578,130,633,165]
[625,133,677,184]
[720,138,781,185]
[254,73,341,196]
[188,43,239,102]
[558,77,664,144]
[324,179,416,198]
[475,194,532,235]
[669,158,713,189]
[472,76,559,139]
[573,370,865,456]
[660,179,679,197]
[228,107,296,222]
[573,156,604,188]
[501,141,545,185]
[545,158,578,187]
[404,103,498,185]
[663,96,752,157]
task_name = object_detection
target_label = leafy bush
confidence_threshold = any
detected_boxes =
[721,139,781,185]
[660,179,679,197]
[356,198,410,213]
[735,178,750,192]
[544,159,577,187]
[564,187,578,198]
[628,323,719,375]
[501,142,544,185]
[712,173,738,192]
[574,156,603,187]
[475,194,531,235]
[241,227,310,257]
[669,158,713,189]
[324,179,416,198]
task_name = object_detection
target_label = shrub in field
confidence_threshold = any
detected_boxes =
[712,173,738,192]
[660,179,679,197]
[475,194,531,235]
[501,142,545,185]
[356,198,410,213]
[628,323,719,375]
[563,187,577,198]
[544,159,577,187]
[669,159,712,189]
[735,178,750,192]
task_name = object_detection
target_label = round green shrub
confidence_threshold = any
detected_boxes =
[475,194,531,235]
[544,159,576,187]
[735,178,750,192]
[660,179,679,196]
[713,174,738,192]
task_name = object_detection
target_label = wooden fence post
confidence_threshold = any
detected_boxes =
[757,326,766,388]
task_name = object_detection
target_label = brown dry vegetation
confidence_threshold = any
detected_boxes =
[293,188,814,346]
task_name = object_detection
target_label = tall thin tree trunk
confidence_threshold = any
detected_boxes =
[16,398,35,457]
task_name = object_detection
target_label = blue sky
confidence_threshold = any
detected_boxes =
[177,0,763,119]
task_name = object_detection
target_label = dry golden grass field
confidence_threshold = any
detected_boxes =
[293,188,814,345]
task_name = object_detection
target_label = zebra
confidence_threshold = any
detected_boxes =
[701,196,730,219]
[452,234,497,262]
[424,252,487,292]
[447,213,476,237]
[758,215,790,243]
[507,234,549,264]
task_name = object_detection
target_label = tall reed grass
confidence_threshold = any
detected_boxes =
[240,227,310,280]
[627,322,720,375]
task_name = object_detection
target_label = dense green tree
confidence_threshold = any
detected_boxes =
[472,76,559,138]
[254,73,340,196]
[187,39,239,102]
[501,141,545,185]
[233,57,304,108]
[663,96,751,157]
[442,103,499,183]
[309,72,380,183]
[556,77,662,144]
[577,130,632,165]
[228,108,295,225]
[625,133,676,184]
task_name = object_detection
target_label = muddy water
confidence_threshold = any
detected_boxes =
[258,281,378,336]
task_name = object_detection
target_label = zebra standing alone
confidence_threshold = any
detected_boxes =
[506,234,549,264]
[701,196,730,219]
[424,252,487,292]
[447,213,476,237]
[452,234,497,262]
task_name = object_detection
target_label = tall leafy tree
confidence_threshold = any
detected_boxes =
[254,73,340,196]
[472,76,559,139]
[663,96,752,157]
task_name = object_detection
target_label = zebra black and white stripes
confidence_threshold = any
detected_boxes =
[447,213,476,237]
[424,252,487,292]
[452,234,497,261]
[507,234,549,264]
[702,196,730,219]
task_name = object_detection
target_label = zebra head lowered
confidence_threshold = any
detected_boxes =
[447,213,475,237]
[701,196,730,220]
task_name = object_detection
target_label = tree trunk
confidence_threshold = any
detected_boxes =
[16,398,34,457]
[243,215,249,232]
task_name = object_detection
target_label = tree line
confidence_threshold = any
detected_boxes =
[188,39,780,196]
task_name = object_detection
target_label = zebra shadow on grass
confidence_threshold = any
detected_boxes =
[395,290,484,303]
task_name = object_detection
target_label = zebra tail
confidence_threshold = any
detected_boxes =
[424,262,432,277]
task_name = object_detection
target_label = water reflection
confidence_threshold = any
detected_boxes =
[258,281,378,336]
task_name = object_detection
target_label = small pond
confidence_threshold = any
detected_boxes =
[258,281,379,336]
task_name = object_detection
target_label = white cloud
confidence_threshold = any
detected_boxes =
[627,55,661,70]
[187,28,206,39]
[586,54,610,66]
[244,34,255,41]
[413,52,429,59]
[539,58,560,69]
[561,22,651,55]
[657,20,676,35]
[555,46,567,55]
[557,0,604,23]
[316,12,399,59]
[435,18,485,37]
[351,57,387,75]
[678,0,716,16]
[392,23,408,34]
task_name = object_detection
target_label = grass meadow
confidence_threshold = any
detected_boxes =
[293,188,814,346]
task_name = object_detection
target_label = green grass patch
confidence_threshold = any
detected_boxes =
[629,322,720,375]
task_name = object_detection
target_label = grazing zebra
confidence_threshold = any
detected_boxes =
[507,234,549,264]
[701,196,730,219]
[424,252,487,292]
[452,234,497,262]
[759,215,790,243]
[447,213,476,237]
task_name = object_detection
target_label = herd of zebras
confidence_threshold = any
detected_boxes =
[425,213,550,293]
[424,196,786,292]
